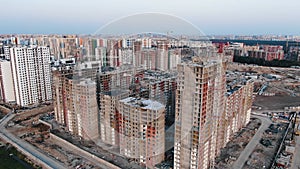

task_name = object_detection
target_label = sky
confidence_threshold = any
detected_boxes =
[1,0,300,35]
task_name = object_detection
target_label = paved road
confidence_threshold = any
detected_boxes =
[291,135,300,169]
[0,113,66,169]
[232,115,272,169]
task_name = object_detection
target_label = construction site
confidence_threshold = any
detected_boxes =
[244,121,288,169]
[229,63,300,109]
[0,60,299,169]
[0,104,39,169]
[214,110,299,169]
[4,105,99,169]
[11,60,255,169]
[214,62,300,169]
[214,117,262,169]
[3,104,146,169]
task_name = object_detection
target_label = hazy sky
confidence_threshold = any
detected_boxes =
[1,0,300,35]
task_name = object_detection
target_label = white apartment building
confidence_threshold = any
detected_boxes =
[10,46,52,106]
[0,60,15,102]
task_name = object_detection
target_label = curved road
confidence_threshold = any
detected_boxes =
[232,114,272,169]
[0,112,66,169]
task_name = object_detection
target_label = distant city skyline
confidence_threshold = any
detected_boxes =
[1,0,300,35]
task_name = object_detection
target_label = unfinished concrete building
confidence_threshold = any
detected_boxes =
[213,60,227,158]
[140,70,177,126]
[97,65,144,145]
[118,97,165,168]
[99,90,129,146]
[53,59,101,141]
[168,49,182,70]
[224,77,254,144]
[174,56,226,169]
[140,49,156,70]
[156,41,169,71]
[97,65,144,93]
[52,66,74,130]
[74,79,99,141]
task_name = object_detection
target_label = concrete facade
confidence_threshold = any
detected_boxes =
[99,90,129,146]
[74,79,99,141]
[174,57,226,169]
[10,46,52,106]
[224,79,254,144]
[118,97,165,168]
[0,60,15,102]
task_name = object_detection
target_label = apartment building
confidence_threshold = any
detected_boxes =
[10,46,52,106]
[97,65,144,94]
[140,70,177,126]
[224,78,254,144]
[99,90,129,146]
[97,65,142,145]
[248,45,284,61]
[223,43,285,61]
[0,60,15,102]
[53,61,101,140]
[74,79,99,141]
[174,57,226,169]
[52,67,76,133]
[118,97,165,168]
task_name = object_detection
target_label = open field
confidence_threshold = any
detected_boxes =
[253,95,300,110]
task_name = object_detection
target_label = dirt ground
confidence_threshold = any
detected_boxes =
[253,95,300,110]
[0,105,11,118]
[243,123,288,169]
[228,63,300,97]
[215,118,262,169]
[14,105,53,122]
[7,108,101,169]
[227,63,300,77]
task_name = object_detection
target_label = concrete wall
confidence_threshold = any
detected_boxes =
[38,119,52,129]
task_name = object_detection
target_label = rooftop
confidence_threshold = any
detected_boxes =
[119,97,164,111]
[78,78,96,86]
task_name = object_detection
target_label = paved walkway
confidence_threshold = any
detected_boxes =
[232,115,272,169]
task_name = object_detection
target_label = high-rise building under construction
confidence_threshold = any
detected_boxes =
[173,56,226,169]
[118,97,165,168]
